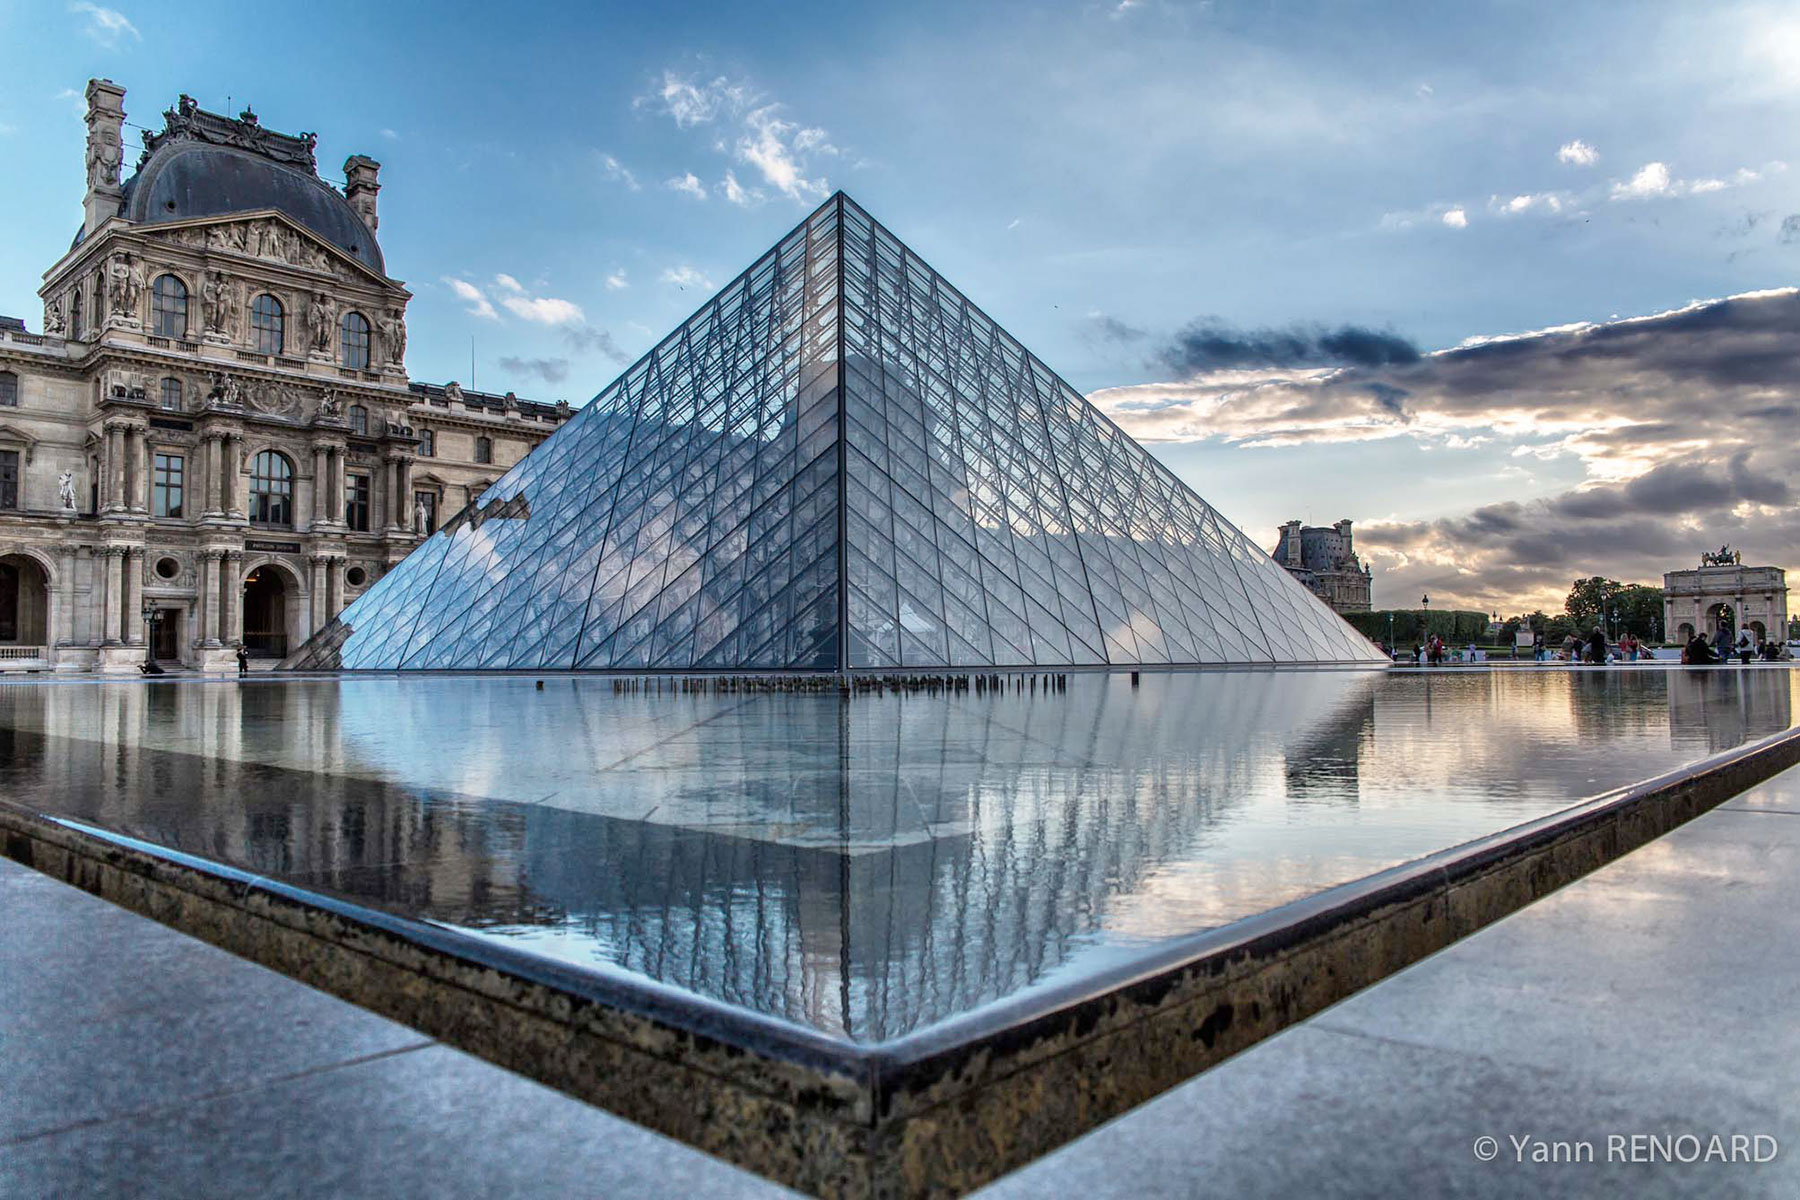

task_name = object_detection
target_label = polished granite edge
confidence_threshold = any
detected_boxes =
[6,722,1800,1198]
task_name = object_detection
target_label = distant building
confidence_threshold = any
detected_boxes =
[0,80,571,672]
[1271,519,1372,614]
[1664,551,1788,645]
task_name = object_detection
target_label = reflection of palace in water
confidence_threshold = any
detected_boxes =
[0,667,1790,1041]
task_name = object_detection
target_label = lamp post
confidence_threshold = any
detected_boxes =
[140,603,161,674]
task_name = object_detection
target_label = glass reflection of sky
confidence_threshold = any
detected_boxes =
[0,667,1791,1042]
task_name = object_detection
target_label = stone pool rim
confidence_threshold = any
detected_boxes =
[5,709,1799,1196]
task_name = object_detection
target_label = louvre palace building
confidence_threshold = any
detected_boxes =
[0,79,570,671]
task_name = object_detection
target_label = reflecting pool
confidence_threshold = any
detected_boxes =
[0,666,1793,1042]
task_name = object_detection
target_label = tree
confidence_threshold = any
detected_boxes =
[1565,576,1621,629]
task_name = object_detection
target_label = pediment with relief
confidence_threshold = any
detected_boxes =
[143,213,397,289]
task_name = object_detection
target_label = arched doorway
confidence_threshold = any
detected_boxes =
[0,554,49,662]
[1749,620,1767,644]
[242,563,300,659]
[1677,622,1696,643]
[1705,603,1735,643]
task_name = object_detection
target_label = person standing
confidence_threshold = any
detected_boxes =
[1587,626,1607,664]
[236,645,249,676]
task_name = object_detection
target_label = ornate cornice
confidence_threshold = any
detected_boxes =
[138,96,318,175]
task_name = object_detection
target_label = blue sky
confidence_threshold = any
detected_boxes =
[3,0,1798,612]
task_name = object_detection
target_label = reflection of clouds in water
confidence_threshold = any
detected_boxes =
[2,667,1795,1040]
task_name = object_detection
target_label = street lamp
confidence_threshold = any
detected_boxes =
[140,603,163,675]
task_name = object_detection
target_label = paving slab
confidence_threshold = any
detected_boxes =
[0,858,794,1199]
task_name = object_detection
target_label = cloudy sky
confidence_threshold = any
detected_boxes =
[2,0,1797,613]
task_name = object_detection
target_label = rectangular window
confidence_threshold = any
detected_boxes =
[0,450,16,509]
[345,473,370,532]
[413,490,437,535]
[418,429,434,457]
[153,453,184,518]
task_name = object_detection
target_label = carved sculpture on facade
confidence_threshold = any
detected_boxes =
[106,251,142,321]
[58,471,77,512]
[254,220,283,259]
[316,388,343,421]
[443,381,464,404]
[306,291,334,352]
[44,298,65,335]
[138,95,319,174]
[1701,546,1743,567]
[86,125,122,191]
[376,309,406,366]
[415,494,431,533]
[554,399,572,419]
[205,371,244,408]
[201,271,233,333]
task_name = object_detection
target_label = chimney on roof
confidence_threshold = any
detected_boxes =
[1278,519,1303,566]
[344,154,381,235]
[83,79,126,238]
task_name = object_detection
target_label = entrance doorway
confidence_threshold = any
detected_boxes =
[152,608,182,662]
[242,568,290,658]
[0,554,49,652]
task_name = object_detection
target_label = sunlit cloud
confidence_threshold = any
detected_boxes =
[599,152,640,191]
[665,172,707,200]
[442,276,497,320]
[638,68,838,203]
[70,2,138,46]
[660,265,715,290]
[1557,139,1599,166]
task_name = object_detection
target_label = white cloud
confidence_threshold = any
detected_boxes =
[70,2,139,46]
[640,70,754,128]
[605,268,629,290]
[494,273,524,293]
[720,170,759,206]
[640,69,839,204]
[442,277,498,320]
[600,153,641,191]
[1612,161,1672,199]
[1689,178,1727,194]
[1441,208,1468,228]
[665,172,707,200]
[1557,139,1599,166]
[379,128,400,141]
[660,266,715,290]
[501,293,584,326]
[1006,217,1022,231]
[1494,192,1566,215]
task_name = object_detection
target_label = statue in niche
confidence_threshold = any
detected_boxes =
[376,310,406,365]
[86,126,121,190]
[306,292,334,351]
[415,494,430,532]
[44,298,65,335]
[201,271,231,332]
[58,471,76,512]
[106,252,139,317]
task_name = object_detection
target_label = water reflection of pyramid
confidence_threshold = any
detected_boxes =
[288,195,1383,671]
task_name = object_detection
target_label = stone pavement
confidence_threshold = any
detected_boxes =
[6,766,1800,1197]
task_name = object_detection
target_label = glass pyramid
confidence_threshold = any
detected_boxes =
[289,195,1383,671]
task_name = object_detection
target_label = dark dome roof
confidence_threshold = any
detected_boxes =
[118,139,383,273]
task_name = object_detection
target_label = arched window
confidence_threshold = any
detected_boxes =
[339,311,370,369]
[0,372,16,408]
[151,274,188,339]
[474,436,492,464]
[250,294,284,355]
[159,377,183,411]
[348,404,368,436]
[417,429,435,457]
[70,289,83,340]
[249,450,293,527]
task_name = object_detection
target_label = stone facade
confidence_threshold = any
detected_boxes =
[0,80,570,672]
[1271,519,1372,614]
[1664,555,1789,645]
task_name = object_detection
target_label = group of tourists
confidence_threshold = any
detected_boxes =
[1682,629,1789,665]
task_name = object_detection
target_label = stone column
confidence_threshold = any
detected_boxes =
[137,428,154,512]
[224,435,242,516]
[309,555,327,630]
[107,425,125,509]
[198,550,221,646]
[311,446,329,525]
[327,446,343,525]
[125,548,145,644]
[396,458,412,532]
[326,557,343,619]
[50,548,75,650]
[101,548,122,644]
[221,551,242,645]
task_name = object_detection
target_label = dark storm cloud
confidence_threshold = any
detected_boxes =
[560,323,630,365]
[1159,320,1421,372]
[1088,287,1800,610]
[497,355,570,384]
[1086,313,1148,342]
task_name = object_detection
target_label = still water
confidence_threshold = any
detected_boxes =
[0,667,1792,1042]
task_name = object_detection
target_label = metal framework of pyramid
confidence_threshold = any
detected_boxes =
[289,194,1383,671]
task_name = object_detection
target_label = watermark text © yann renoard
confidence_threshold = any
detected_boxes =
[1471,1134,1778,1165]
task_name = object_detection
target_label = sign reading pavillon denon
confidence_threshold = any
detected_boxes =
[286,195,1385,673]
